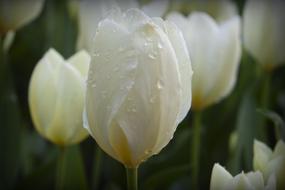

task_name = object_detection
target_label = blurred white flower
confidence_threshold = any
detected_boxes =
[0,0,44,33]
[254,140,285,190]
[243,0,285,71]
[29,48,90,146]
[167,11,241,110]
[210,163,276,190]
[77,0,169,52]
[84,8,192,168]
[170,0,237,22]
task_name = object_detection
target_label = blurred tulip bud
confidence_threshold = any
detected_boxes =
[210,163,276,190]
[29,48,90,146]
[0,0,44,34]
[254,140,285,190]
[77,0,169,52]
[167,12,241,110]
[84,8,192,168]
[170,0,237,22]
[243,0,285,71]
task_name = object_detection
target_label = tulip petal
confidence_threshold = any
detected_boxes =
[46,61,87,145]
[85,18,139,162]
[246,171,265,189]
[210,163,233,190]
[253,140,273,172]
[153,17,192,123]
[265,174,276,190]
[113,21,181,166]
[203,16,241,106]
[29,49,63,138]
[272,140,285,158]
[243,0,285,68]
[68,50,91,77]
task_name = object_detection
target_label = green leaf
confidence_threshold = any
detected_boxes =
[257,109,285,141]
[0,37,22,190]
[142,164,190,190]
[56,145,88,190]
[227,89,257,174]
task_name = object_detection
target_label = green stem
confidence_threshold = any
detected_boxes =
[56,147,66,190]
[258,71,271,140]
[191,111,202,189]
[126,167,138,190]
[92,146,103,189]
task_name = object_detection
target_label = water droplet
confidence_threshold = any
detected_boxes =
[144,149,152,155]
[157,80,164,90]
[148,53,156,59]
[131,108,137,113]
[149,96,155,103]
[158,43,163,49]
[92,83,96,88]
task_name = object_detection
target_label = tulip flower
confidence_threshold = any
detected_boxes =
[0,0,44,34]
[84,8,192,189]
[77,0,169,52]
[210,163,276,190]
[167,12,241,110]
[29,48,90,146]
[170,0,237,22]
[167,11,241,188]
[243,0,285,71]
[254,140,285,190]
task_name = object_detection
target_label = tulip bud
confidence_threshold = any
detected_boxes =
[243,0,285,71]
[84,8,192,168]
[254,140,285,190]
[29,48,90,146]
[167,11,241,110]
[210,163,276,190]
[170,0,237,22]
[77,0,169,52]
[0,0,44,34]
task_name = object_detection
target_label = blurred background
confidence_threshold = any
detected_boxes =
[1,0,284,190]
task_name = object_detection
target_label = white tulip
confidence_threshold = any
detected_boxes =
[170,0,237,22]
[84,8,192,168]
[243,0,285,71]
[29,48,90,146]
[77,0,169,52]
[210,163,276,190]
[167,12,241,110]
[254,140,285,190]
[0,0,44,33]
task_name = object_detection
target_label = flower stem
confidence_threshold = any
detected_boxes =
[92,146,103,189]
[56,147,66,190]
[126,167,138,190]
[191,111,202,189]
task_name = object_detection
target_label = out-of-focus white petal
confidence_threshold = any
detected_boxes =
[265,174,276,190]
[253,140,273,172]
[243,0,285,70]
[0,0,44,33]
[210,164,233,190]
[167,11,241,110]
[29,49,61,138]
[29,48,89,146]
[272,140,285,158]
[68,50,91,76]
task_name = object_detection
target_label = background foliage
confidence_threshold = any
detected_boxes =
[1,0,284,189]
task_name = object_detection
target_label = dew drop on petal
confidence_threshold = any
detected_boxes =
[157,80,164,90]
